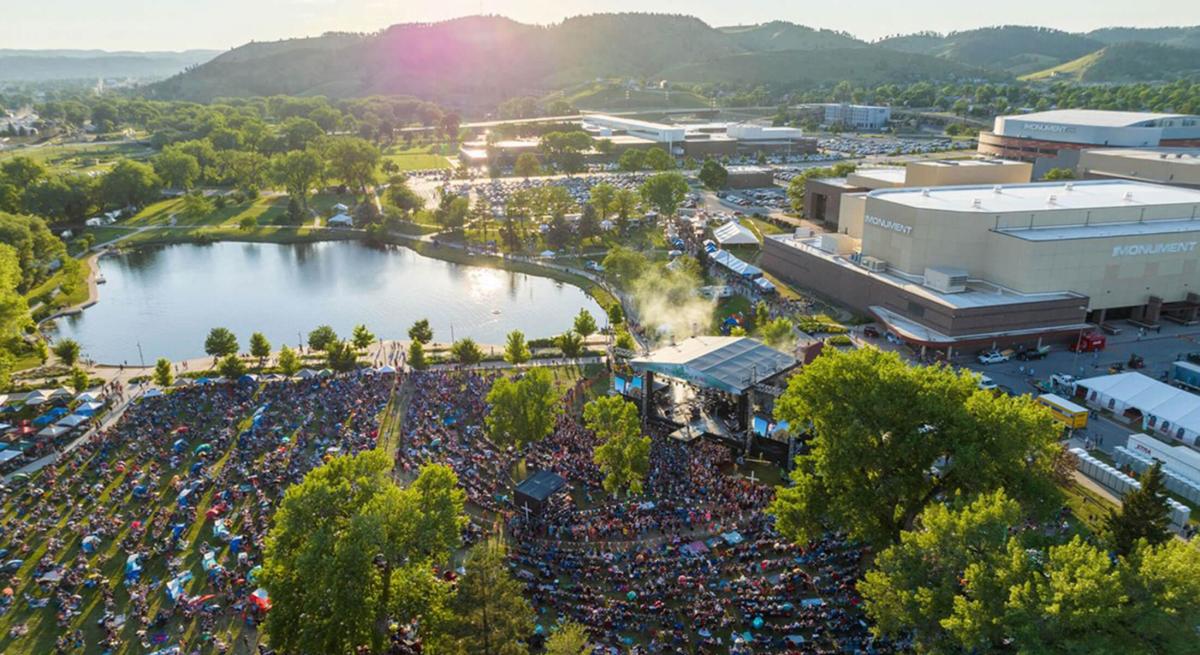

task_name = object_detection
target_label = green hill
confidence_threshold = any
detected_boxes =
[718,21,865,51]
[0,49,219,81]
[875,26,1102,74]
[659,48,999,87]
[561,82,710,111]
[1022,42,1200,82]
[148,13,1000,106]
[1087,26,1200,50]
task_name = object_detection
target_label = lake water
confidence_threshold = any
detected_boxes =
[55,241,606,364]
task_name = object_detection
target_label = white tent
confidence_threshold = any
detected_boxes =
[296,368,318,379]
[332,203,349,213]
[599,220,615,231]
[1076,372,1200,446]
[712,221,759,246]
[327,213,353,227]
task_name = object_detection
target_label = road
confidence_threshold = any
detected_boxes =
[951,321,1200,457]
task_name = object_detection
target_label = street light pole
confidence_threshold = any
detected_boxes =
[136,341,145,369]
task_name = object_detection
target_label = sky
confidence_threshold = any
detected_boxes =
[5,0,1200,51]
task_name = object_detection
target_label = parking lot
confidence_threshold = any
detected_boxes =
[954,323,1200,455]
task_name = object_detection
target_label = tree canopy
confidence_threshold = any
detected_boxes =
[861,488,1200,655]
[262,452,466,655]
[485,368,560,449]
[769,347,1063,551]
[585,395,650,496]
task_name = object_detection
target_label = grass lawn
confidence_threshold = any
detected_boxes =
[84,227,138,245]
[122,193,355,229]
[383,153,452,171]
[743,216,785,237]
[0,141,154,173]
[1061,479,1118,536]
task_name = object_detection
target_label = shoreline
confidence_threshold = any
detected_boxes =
[52,227,623,370]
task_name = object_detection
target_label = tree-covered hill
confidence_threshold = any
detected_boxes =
[1023,42,1200,83]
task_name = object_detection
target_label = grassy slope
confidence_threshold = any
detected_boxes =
[1019,49,1105,81]
[563,82,710,111]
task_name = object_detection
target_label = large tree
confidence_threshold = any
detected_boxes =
[100,159,161,209]
[323,137,381,193]
[643,146,674,171]
[861,489,1200,655]
[485,367,560,449]
[153,147,201,190]
[262,452,466,655]
[585,395,650,496]
[448,538,535,655]
[698,159,728,190]
[249,332,272,369]
[503,329,531,365]
[203,327,238,359]
[572,309,597,339]
[1105,461,1172,556]
[639,172,688,217]
[272,149,324,211]
[769,348,1062,552]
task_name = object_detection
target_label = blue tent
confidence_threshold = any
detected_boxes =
[238,374,258,385]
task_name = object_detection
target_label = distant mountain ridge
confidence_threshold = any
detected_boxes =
[146,14,987,105]
[123,16,1200,105]
[0,49,219,81]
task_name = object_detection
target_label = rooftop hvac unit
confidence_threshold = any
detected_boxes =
[861,256,888,273]
[817,233,843,254]
[924,267,968,294]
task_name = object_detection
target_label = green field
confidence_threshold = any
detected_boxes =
[382,144,453,171]
[122,194,351,228]
[0,140,154,173]
[560,82,710,111]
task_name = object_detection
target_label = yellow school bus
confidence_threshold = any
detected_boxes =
[1037,393,1088,430]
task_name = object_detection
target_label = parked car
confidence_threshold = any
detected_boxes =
[978,375,997,391]
[1050,373,1077,389]
[863,326,880,338]
[977,351,1009,365]
[1017,345,1051,361]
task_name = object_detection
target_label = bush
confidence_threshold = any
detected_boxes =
[826,335,853,346]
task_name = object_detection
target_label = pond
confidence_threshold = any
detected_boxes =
[54,241,607,364]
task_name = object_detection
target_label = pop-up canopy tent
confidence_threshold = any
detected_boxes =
[712,221,759,246]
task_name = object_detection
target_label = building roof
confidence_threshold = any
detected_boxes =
[1005,110,1197,128]
[712,221,759,246]
[869,180,1200,213]
[997,217,1200,242]
[1084,148,1200,165]
[630,336,797,395]
[514,470,566,503]
[769,234,1086,311]
[1077,372,1200,431]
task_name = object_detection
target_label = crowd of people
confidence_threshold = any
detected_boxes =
[0,360,897,654]
[389,369,895,653]
[0,371,396,654]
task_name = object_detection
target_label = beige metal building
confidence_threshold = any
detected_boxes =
[821,159,1033,237]
[1079,149,1200,188]
[764,180,1200,350]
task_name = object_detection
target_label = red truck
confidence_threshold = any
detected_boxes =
[1069,331,1106,353]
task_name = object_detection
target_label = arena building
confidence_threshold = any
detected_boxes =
[978,110,1200,178]
[804,159,1033,232]
[764,179,1200,352]
[1079,148,1200,189]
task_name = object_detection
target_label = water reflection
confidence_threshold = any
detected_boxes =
[56,241,604,364]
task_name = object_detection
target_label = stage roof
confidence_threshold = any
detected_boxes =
[630,336,797,395]
[514,470,566,503]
